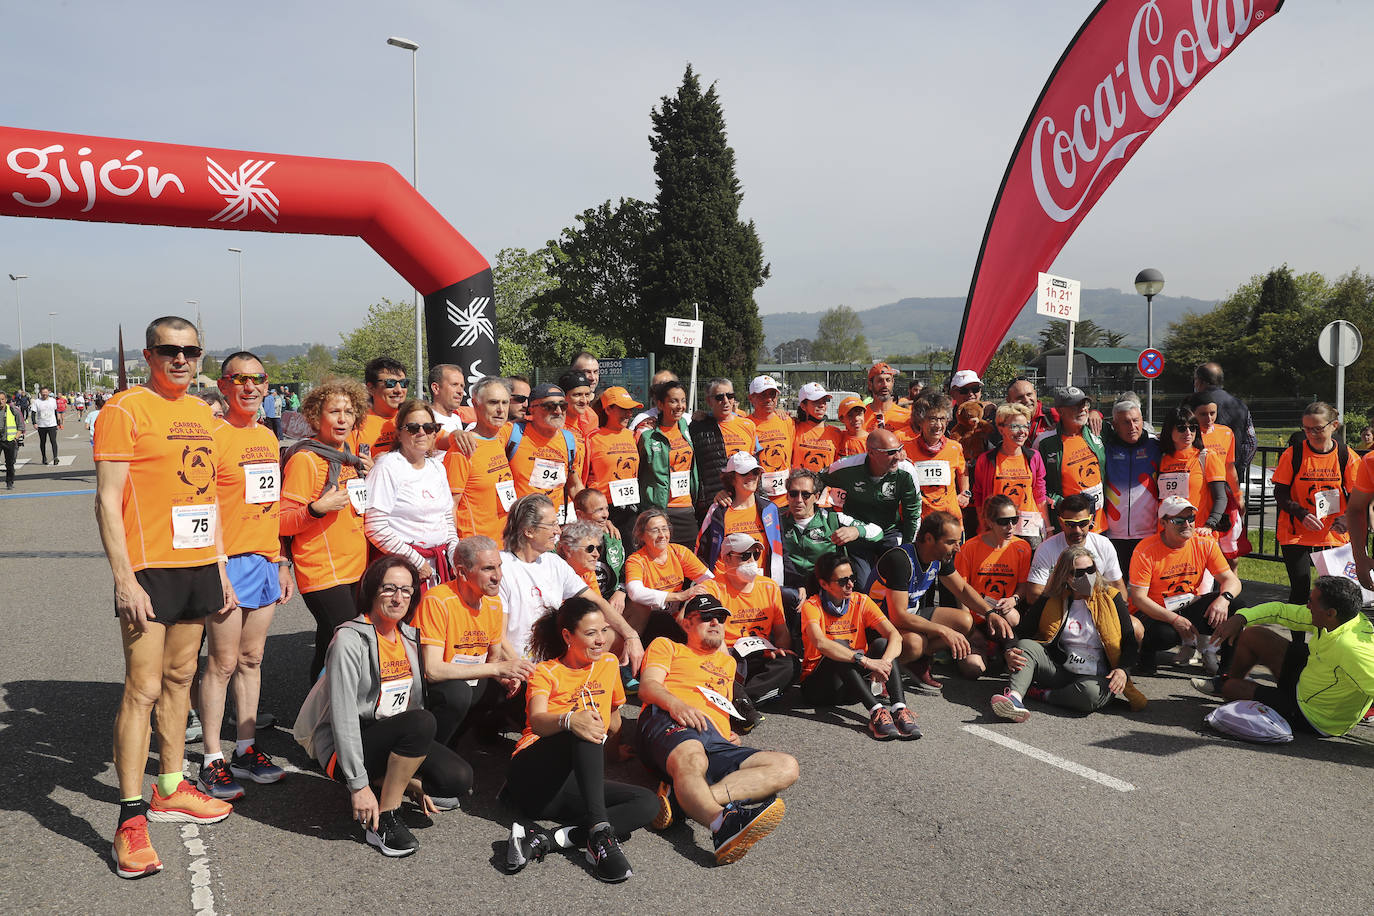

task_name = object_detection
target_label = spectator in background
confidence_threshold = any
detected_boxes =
[899,378,925,409]
[1193,362,1256,477]
[1357,426,1374,455]
[428,363,475,441]
[262,387,282,438]
[947,370,983,410]
[506,376,531,422]
[31,385,59,465]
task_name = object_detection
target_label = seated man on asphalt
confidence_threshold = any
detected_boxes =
[779,468,883,630]
[637,594,800,865]
[1192,575,1374,736]
[871,511,1006,689]
[1026,493,1127,605]
[819,427,920,587]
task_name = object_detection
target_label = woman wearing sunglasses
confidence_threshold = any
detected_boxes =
[696,451,785,583]
[364,399,459,594]
[992,546,1145,722]
[791,383,843,473]
[972,402,1048,548]
[557,521,610,596]
[1157,405,1228,538]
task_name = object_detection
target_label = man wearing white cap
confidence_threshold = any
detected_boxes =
[1127,495,1242,675]
[690,378,759,522]
[747,375,794,507]
[948,370,984,409]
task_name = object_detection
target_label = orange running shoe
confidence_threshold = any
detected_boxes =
[148,779,232,824]
[112,815,163,879]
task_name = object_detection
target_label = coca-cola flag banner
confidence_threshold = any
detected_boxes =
[953,0,1284,374]
[0,125,497,382]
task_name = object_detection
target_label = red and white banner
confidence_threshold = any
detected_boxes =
[953,0,1284,374]
[0,125,497,380]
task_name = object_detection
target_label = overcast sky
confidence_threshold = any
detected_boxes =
[1,0,1370,353]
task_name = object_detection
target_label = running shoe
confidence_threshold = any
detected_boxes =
[905,657,943,695]
[197,759,245,801]
[991,689,1031,723]
[229,746,285,784]
[585,824,632,882]
[1200,645,1221,676]
[503,821,550,874]
[650,780,675,831]
[112,815,162,880]
[1119,681,1149,712]
[1360,706,1374,726]
[733,693,762,735]
[148,779,232,824]
[184,710,203,743]
[1174,640,1198,667]
[891,706,922,740]
[868,706,899,740]
[366,809,418,858]
[712,796,785,865]
[1190,676,1225,698]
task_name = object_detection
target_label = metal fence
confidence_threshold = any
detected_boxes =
[1244,445,1284,562]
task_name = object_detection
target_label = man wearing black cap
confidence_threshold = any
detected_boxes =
[506,382,584,523]
[637,594,799,865]
[1036,386,1106,534]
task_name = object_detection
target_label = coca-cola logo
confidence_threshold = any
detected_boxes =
[1031,0,1261,223]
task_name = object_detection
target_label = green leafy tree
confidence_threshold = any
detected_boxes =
[493,244,626,370]
[1,344,82,393]
[540,198,655,338]
[983,340,1039,395]
[771,338,813,362]
[639,65,769,380]
[1035,318,1117,352]
[280,343,336,385]
[335,298,420,381]
[810,306,868,363]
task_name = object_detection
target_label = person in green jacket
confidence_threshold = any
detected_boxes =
[1035,387,1106,534]
[637,379,699,548]
[818,428,921,587]
[1194,575,1374,736]
[780,468,882,626]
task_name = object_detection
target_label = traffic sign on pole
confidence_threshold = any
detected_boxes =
[1318,320,1363,443]
[1137,348,1164,379]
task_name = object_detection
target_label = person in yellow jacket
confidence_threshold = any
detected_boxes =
[0,390,23,490]
[1193,575,1374,736]
[991,546,1147,722]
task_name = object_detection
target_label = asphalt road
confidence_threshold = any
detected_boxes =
[2,433,1371,916]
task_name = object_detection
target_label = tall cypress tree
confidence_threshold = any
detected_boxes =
[640,65,769,383]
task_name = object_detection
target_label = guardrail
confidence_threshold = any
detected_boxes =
[1243,445,1283,562]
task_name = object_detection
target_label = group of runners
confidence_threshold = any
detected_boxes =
[97,317,1374,883]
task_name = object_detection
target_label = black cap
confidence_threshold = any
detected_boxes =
[529,383,565,402]
[682,594,729,618]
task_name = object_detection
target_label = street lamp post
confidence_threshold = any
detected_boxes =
[187,299,202,356]
[1134,268,1165,427]
[227,248,244,350]
[387,35,423,386]
[8,274,26,392]
[48,311,57,392]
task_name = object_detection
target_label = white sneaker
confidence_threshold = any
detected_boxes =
[1201,646,1220,676]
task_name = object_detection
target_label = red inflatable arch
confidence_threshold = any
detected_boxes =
[0,125,497,379]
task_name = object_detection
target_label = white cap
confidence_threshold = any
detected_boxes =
[722,532,758,554]
[949,369,982,389]
[1157,495,1197,519]
[797,382,829,402]
[749,375,781,395]
[724,451,761,474]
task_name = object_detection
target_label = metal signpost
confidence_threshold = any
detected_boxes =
[664,308,704,412]
[1317,320,1363,443]
[1037,272,1081,386]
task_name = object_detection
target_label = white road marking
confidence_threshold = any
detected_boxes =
[181,823,219,916]
[962,724,1136,792]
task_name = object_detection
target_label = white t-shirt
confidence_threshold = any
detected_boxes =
[1028,531,1122,586]
[434,410,466,435]
[498,550,590,657]
[31,397,58,428]
[1058,598,1106,676]
[365,451,452,546]
[84,409,101,440]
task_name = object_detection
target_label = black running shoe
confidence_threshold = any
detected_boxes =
[366,809,418,858]
[712,796,786,865]
[733,693,763,735]
[585,824,632,883]
[503,822,550,874]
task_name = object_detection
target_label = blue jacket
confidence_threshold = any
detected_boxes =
[1102,428,1161,540]
[696,494,784,583]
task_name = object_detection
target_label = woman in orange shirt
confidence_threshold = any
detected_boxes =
[281,378,370,683]
[972,403,1048,546]
[791,383,843,473]
[1157,406,1228,537]
[501,597,657,883]
[1190,392,1245,561]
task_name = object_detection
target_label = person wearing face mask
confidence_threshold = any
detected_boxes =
[1036,387,1107,533]
[704,533,798,731]
[991,547,1145,722]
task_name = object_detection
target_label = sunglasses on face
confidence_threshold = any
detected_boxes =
[959,385,982,394]
[510,394,529,404]
[150,344,204,360]
[223,372,268,385]
[1073,563,1098,576]
[787,489,816,499]
[400,421,441,434]
[711,392,738,402]
[1061,517,1093,530]
[1167,514,1197,526]
[581,543,602,554]
[537,401,567,413]
[831,575,857,587]
[377,378,410,389]
[873,446,902,455]
[991,516,1018,527]
[1180,422,1199,432]
[729,545,764,561]
[690,610,730,623]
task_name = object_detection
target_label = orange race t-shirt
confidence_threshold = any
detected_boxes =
[1353,449,1374,494]
[718,415,758,459]
[799,592,886,679]
[624,543,709,592]
[863,401,910,432]
[513,654,623,755]
[838,430,869,458]
[1157,446,1226,527]
[953,535,1031,616]
[1271,442,1360,548]
[641,636,737,737]
[586,426,640,506]
[93,386,221,571]
[445,433,515,540]
[1199,424,1241,495]
[705,577,785,646]
[992,449,1039,514]
[658,422,695,509]
[377,629,413,683]
[1128,534,1231,610]
[1059,433,1105,529]
[900,436,966,515]
[351,412,397,459]
[280,449,366,592]
[751,412,795,503]
[793,420,844,473]
[212,418,282,560]
[414,582,504,663]
[507,422,582,518]
[720,505,765,550]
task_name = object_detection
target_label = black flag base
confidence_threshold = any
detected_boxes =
[424,268,499,387]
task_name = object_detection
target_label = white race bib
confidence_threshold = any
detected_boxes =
[244,463,279,504]
[761,470,787,497]
[1313,487,1341,521]
[495,478,517,511]
[171,503,216,550]
[1164,592,1196,612]
[695,685,743,721]
[529,456,566,490]
[1015,510,1042,538]
[346,477,369,514]
[451,652,485,687]
[914,460,950,487]
[1158,472,1189,498]
[732,635,776,657]
[669,469,690,499]
[1081,482,1104,507]
[375,678,411,719]
[609,477,640,507]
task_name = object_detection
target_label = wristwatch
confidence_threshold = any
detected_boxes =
[851,650,866,667]
[1221,591,1235,604]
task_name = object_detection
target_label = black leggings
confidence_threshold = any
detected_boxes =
[733,651,799,705]
[1139,591,1235,667]
[303,583,358,684]
[1280,544,1317,604]
[37,426,57,462]
[800,637,904,708]
[1,439,16,485]
[666,506,698,550]
[425,677,491,746]
[505,730,656,837]
[354,709,472,800]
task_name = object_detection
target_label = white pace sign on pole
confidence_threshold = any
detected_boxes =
[1036,272,1081,322]
[665,318,704,349]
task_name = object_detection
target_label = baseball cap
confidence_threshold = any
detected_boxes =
[949,370,982,389]
[797,382,829,402]
[529,383,565,402]
[682,594,730,619]
[600,386,642,410]
[749,375,781,395]
[724,451,761,474]
[1053,386,1091,408]
[1157,495,1196,519]
[838,395,865,416]
[722,532,759,554]
[867,361,897,380]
